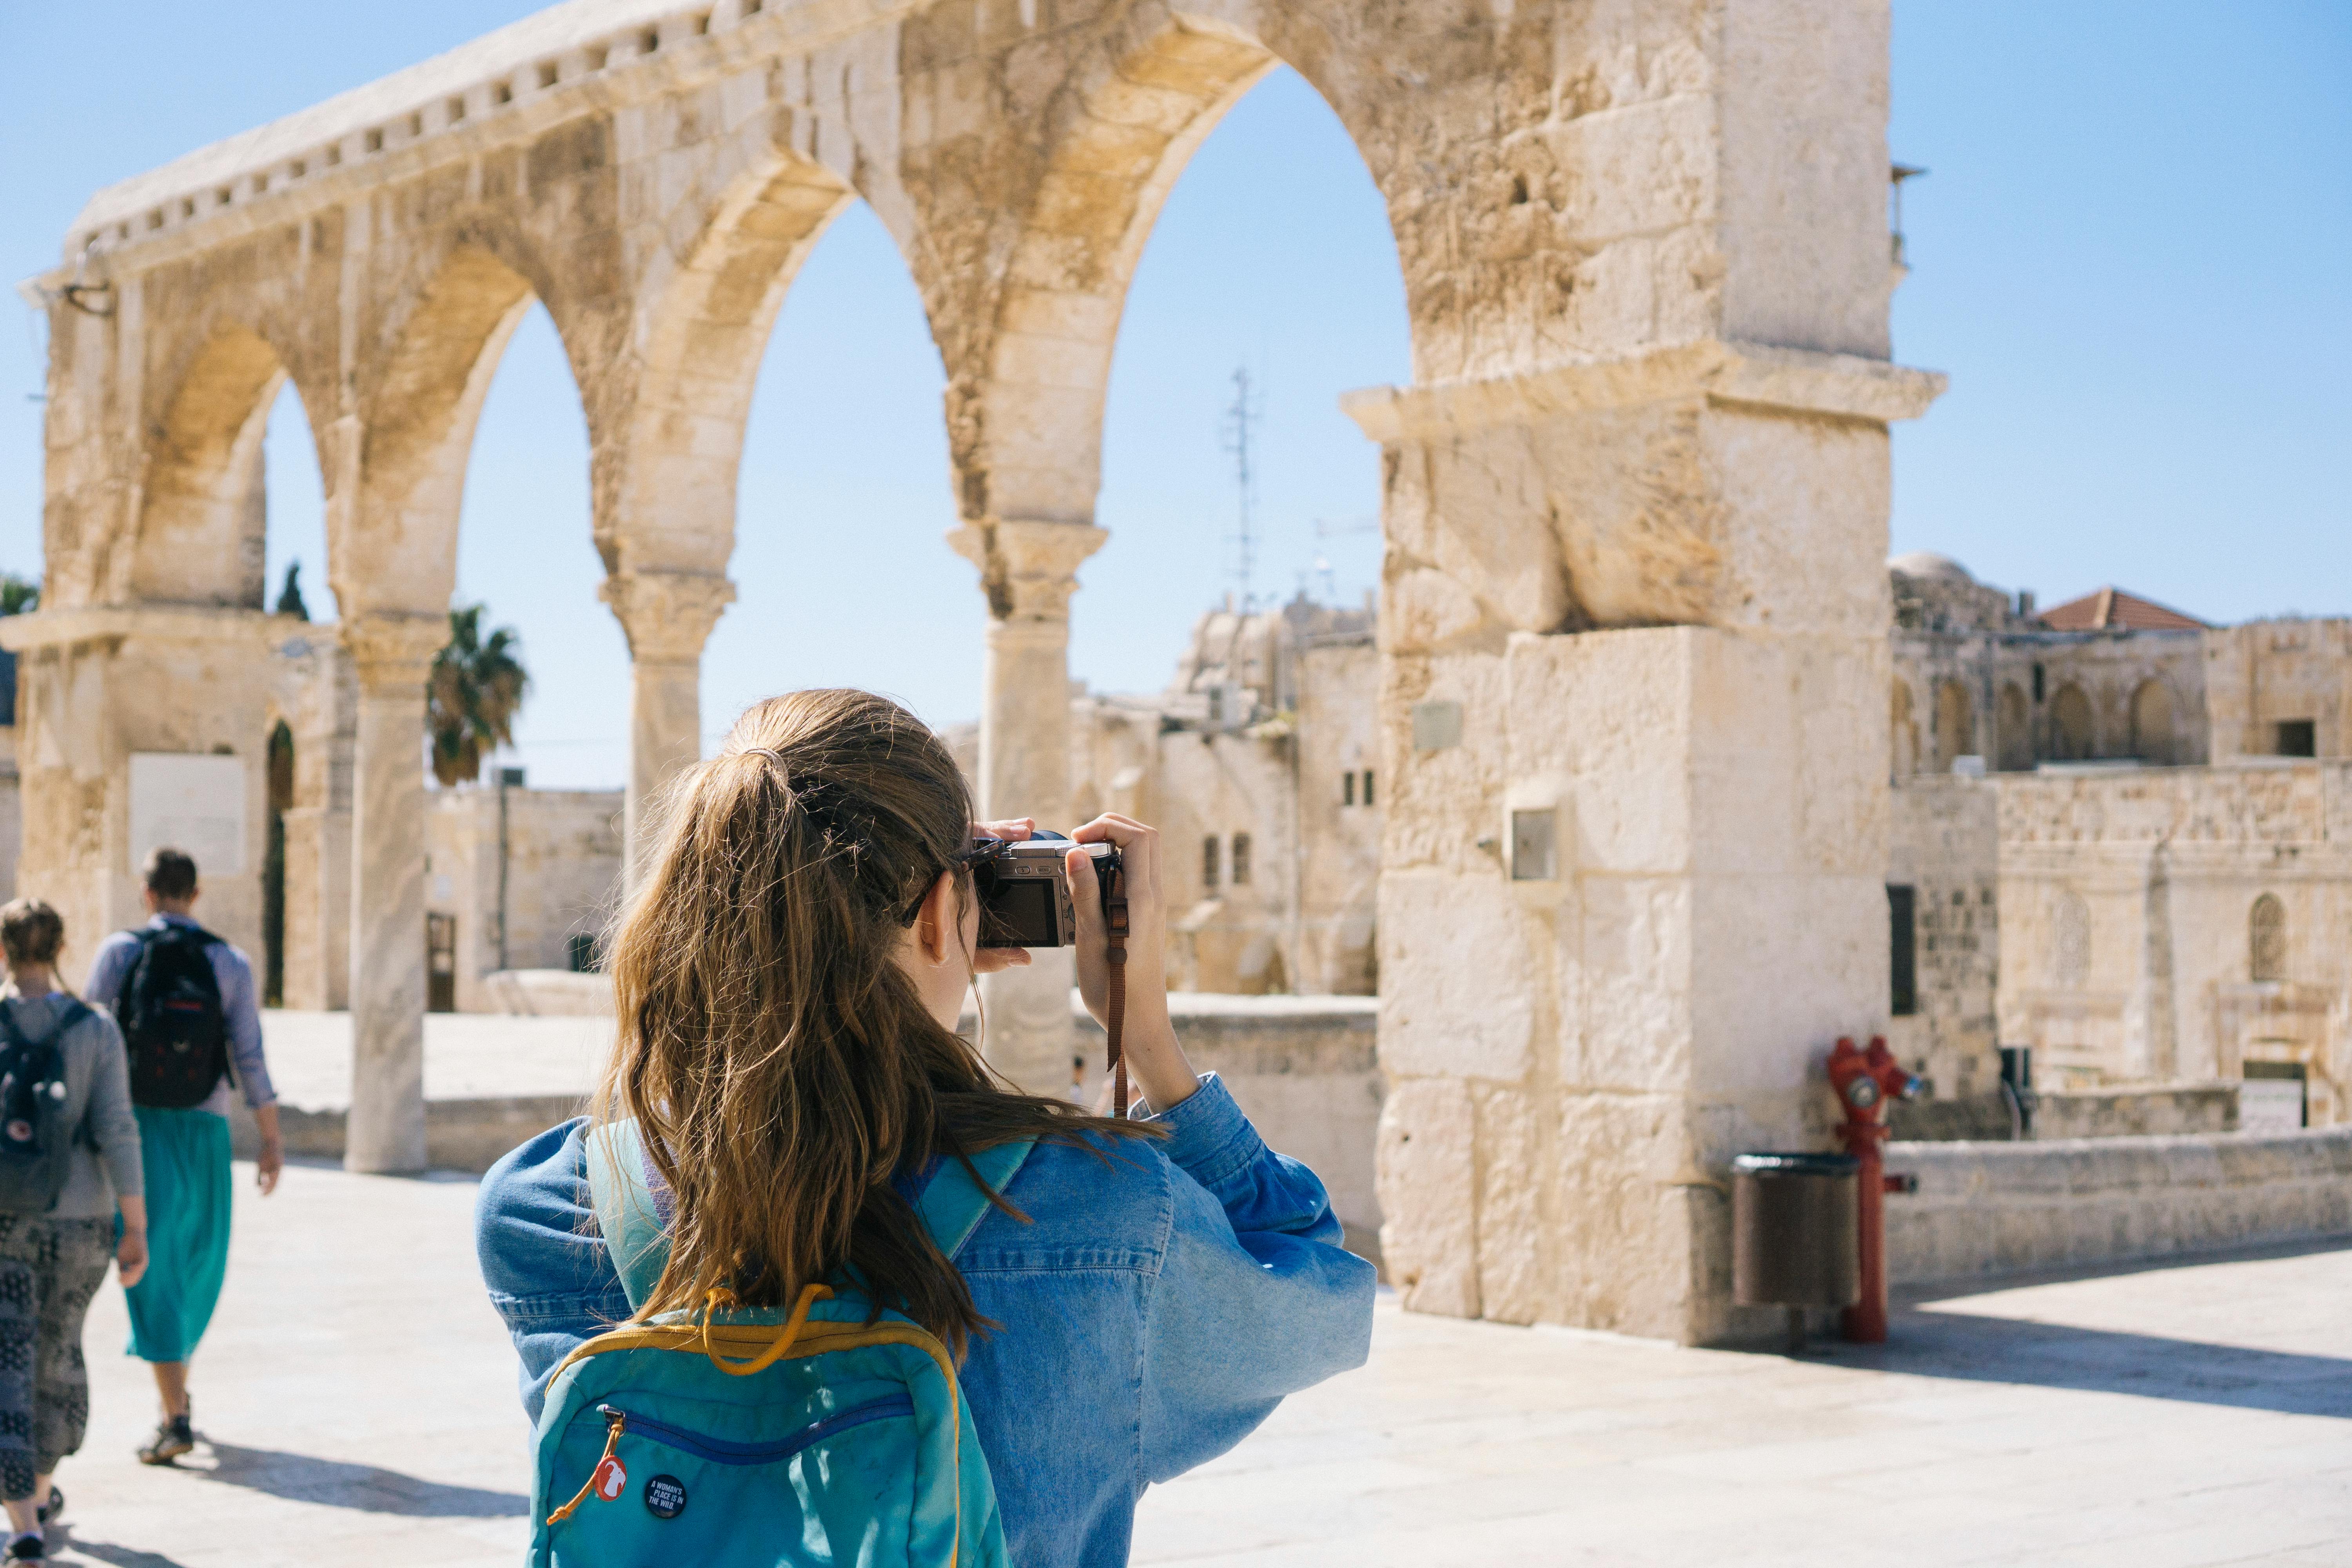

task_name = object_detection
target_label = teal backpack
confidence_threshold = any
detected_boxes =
[527,1121,1032,1567]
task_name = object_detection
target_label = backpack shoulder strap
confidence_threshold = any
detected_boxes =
[584,1119,670,1314]
[918,1139,1035,1259]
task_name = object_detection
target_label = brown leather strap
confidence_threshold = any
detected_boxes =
[1104,862,1129,1119]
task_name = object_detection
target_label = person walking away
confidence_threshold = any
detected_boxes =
[82,849,281,1466]
[0,900,148,1562]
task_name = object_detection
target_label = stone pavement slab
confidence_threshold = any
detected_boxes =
[25,1155,2352,1566]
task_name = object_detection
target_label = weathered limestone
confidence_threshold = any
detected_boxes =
[343,614,446,1173]
[27,0,1945,1341]
[598,569,734,876]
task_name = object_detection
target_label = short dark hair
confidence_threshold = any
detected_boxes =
[0,900,63,967]
[144,848,199,901]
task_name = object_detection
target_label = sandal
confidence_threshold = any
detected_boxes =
[136,1414,194,1466]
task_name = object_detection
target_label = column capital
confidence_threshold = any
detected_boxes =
[599,570,736,664]
[343,612,447,690]
[947,519,1108,624]
[1339,340,1948,445]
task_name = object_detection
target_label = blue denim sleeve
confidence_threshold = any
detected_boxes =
[209,943,276,1109]
[475,1118,633,1425]
[1136,1074,1376,1482]
[82,932,136,1014]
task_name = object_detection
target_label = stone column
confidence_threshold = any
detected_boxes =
[949,520,1107,1096]
[599,570,736,882]
[1350,344,1943,1345]
[343,614,446,1174]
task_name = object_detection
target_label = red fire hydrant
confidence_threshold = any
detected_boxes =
[1826,1035,1921,1343]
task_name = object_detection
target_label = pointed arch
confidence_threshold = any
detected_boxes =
[599,149,856,579]
[2129,677,2175,764]
[131,328,325,609]
[2049,683,2094,762]
[343,246,543,614]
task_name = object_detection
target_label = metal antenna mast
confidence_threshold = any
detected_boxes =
[1220,366,1260,611]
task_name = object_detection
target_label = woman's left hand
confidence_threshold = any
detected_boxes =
[115,1226,148,1290]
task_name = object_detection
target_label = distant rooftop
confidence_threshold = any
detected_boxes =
[2037,586,2210,633]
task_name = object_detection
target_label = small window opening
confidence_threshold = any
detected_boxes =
[2031,663,2045,703]
[145,209,164,230]
[1343,773,1355,807]
[568,932,602,974]
[1888,884,1918,1016]
[323,145,341,167]
[250,174,269,196]
[1232,834,1252,886]
[692,11,711,34]
[179,198,196,218]
[494,80,514,105]
[743,0,763,13]
[447,96,467,122]
[1363,770,1374,806]
[537,61,560,89]
[586,44,610,70]
[408,112,425,137]
[365,127,385,152]
[2275,720,2317,758]
[289,160,306,179]
[641,27,660,52]
[214,187,232,207]
[1202,836,1221,891]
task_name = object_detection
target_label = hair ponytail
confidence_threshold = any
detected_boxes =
[596,688,1151,1357]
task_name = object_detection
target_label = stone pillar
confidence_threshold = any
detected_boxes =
[1350,344,1943,1345]
[343,614,445,1174]
[599,570,736,881]
[949,520,1107,1096]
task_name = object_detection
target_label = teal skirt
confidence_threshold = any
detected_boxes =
[123,1107,232,1364]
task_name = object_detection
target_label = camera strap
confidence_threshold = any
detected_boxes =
[1104,862,1129,1119]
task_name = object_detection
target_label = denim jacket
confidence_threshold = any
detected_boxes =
[474,1074,1376,1567]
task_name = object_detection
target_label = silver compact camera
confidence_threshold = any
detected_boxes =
[972,833,1120,949]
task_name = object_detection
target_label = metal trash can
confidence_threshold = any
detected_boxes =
[1731,1152,1860,1350]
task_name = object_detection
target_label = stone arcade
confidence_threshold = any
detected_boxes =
[13,0,1942,1343]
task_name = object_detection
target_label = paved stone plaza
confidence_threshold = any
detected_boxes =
[15,1154,2345,1566]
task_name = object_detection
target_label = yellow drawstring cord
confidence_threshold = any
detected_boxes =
[699,1281,833,1378]
[546,1408,625,1525]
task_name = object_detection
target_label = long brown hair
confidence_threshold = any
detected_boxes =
[597,688,1151,1357]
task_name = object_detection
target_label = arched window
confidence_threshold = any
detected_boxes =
[1934,680,1974,771]
[1232,832,1252,886]
[1202,835,1221,891]
[2129,678,2174,765]
[2250,894,2287,983]
[1997,682,2033,771]
[2049,683,2094,761]
[1890,679,1918,777]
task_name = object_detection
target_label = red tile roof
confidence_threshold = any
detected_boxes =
[2036,586,2210,632]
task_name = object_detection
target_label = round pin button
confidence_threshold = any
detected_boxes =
[644,1474,687,1520]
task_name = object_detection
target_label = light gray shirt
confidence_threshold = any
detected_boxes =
[84,914,276,1118]
[0,992,143,1218]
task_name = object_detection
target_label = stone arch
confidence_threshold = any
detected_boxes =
[600,151,857,578]
[130,328,324,609]
[1997,682,2033,771]
[342,246,550,614]
[937,17,1290,534]
[2250,893,2287,983]
[2048,682,2094,761]
[1933,679,1973,772]
[2129,677,2174,765]
[1889,678,1918,777]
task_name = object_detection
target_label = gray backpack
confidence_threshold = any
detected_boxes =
[0,1000,85,1214]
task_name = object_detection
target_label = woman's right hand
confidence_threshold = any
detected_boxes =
[1067,815,1199,1114]
[116,1226,147,1289]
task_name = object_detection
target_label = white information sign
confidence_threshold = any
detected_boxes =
[2239,1076,2307,1136]
[129,753,248,879]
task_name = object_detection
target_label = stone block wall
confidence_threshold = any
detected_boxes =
[2206,619,2352,762]
[1886,1127,2352,1287]
[1887,775,1998,1100]
[427,786,623,1012]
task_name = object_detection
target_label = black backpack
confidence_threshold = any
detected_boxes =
[0,999,88,1214]
[120,925,231,1109]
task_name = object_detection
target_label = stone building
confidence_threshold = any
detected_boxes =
[15,0,1949,1344]
[425,784,624,1013]
[1884,552,2352,1130]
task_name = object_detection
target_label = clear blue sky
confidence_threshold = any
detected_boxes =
[3,3,2344,789]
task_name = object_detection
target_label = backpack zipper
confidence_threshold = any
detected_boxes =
[592,1395,913,1466]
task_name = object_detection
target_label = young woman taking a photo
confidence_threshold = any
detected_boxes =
[476,689,1373,1566]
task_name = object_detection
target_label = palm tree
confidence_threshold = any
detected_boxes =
[428,604,529,787]
[0,575,38,617]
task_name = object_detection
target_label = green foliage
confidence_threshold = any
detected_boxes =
[274,562,310,621]
[0,575,38,617]
[428,604,529,788]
